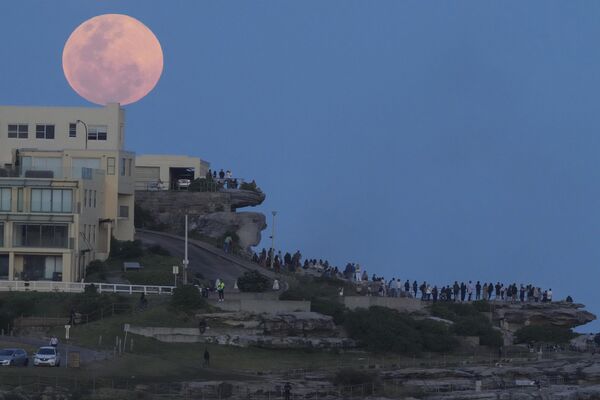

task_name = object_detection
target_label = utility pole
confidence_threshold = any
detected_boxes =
[269,211,277,270]
[183,214,189,285]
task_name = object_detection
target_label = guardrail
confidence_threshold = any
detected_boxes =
[0,281,175,295]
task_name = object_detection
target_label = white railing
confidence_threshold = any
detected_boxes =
[0,281,175,295]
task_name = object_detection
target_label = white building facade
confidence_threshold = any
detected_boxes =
[0,103,135,282]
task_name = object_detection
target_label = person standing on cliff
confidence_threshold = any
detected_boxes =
[476,281,482,300]
[467,281,474,302]
[223,235,232,254]
[412,280,418,298]
[203,348,210,367]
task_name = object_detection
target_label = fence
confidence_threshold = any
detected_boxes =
[0,280,175,295]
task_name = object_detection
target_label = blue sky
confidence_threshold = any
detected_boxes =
[2,1,599,331]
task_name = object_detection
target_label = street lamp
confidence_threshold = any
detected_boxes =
[269,211,277,270]
[76,119,89,150]
[183,213,189,285]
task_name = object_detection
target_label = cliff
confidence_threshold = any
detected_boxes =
[135,189,267,253]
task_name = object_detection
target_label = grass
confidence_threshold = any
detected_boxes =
[86,253,181,286]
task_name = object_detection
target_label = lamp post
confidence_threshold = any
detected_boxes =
[183,214,189,285]
[269,211,277,270]
[76,119,89,150]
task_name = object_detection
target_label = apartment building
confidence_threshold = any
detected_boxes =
[0,103,135,282]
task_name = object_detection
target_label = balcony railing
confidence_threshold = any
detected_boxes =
[0,166,104,181]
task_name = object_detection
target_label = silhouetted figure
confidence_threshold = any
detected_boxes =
[203,348,210,367]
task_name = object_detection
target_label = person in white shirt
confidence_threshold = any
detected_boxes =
[49,337,59,347]
[547,289,553,302]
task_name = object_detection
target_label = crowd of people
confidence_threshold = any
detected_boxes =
[206,168,239,189]
[250,249,561,303]
[357,278,556,303]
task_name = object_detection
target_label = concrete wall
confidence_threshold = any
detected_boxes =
[343,296,427,313]
[212,299,310,313]
[0,103,124,164]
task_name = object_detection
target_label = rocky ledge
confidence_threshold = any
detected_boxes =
[189,211,267,253]
[490,302,596,333]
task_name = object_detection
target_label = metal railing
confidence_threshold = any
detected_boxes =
[0,280,175,295]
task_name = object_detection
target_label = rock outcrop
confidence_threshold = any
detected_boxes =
[135,189,267,253]
[490,302,596,333]
[189,211,267,253]
[128,311,355,350]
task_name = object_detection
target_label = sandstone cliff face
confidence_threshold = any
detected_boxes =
[490,302,596,333]
[135,189,267,253]
[189,211,267,253]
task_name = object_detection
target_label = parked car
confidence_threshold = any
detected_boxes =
[33,347,60,367]
[176,178,191,190]
[0,348,28,366]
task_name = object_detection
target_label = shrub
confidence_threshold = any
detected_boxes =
[189,178,218,192]
[86,260,106,276]
[430,302,502,348]
[67,291,125,318]
[333,368,378,389]
[344,306,458,355]
[311,298,346,325]
[240,181,262,193]
[237,270,271,292]
[514,325,576,344]
[110,238,144,259]
[171,285,206,313]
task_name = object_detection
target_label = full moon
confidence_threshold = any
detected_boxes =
[62,14,163,106]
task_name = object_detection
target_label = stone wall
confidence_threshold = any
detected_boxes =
[211,299,310,313]
[343,296,427,313]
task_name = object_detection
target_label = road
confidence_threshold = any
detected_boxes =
[0,336,109,365]
[136,230,260,286]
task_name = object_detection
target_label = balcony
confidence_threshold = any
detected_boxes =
[0,166,104,181]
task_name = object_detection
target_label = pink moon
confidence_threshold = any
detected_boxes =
[62,14,164,106]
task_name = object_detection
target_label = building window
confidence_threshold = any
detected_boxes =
[107,157,115,175]
[119,205,129,219]
[36,124,55,139]
[22,255,62,281]
[83,190,88,208]
[0,223,4,247]
[128,159,132,176]
[0,254,7,279]
[120,158,126,176]
[88,125,107,141]
[17,188,23,212]
[0,188,11,211]
[30,189,73,213]
[13,224,69,248]
[8,124,28,139]
[93,190,97,208]
[69,123,77,138]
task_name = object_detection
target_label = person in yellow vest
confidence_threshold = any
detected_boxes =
[217,280,225,302]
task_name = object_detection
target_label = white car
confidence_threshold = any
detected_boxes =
[33,346,60,367]
[177,179,191,190]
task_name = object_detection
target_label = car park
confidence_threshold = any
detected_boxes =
[33,347,60,367]
[0,349,28,366]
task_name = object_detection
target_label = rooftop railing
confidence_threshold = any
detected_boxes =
[0,166,104,181]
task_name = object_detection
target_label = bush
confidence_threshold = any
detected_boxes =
[311,298,346,325]
[333,369,378,389]
[67,291,126,318]
[344,306,458,355]
[86,260,106,276]
[514,325,576,344]
[110,238,144,259]
[189,178,218,192]
[171,285,206,313]
[239,181,262,193]
[237,270,271,292]
[430,302,502,348]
